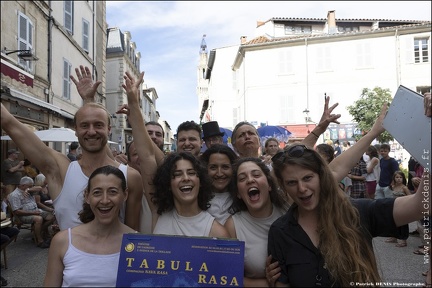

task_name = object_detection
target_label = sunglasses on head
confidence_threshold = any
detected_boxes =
[271,145,311,163]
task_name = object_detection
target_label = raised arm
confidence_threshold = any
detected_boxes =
[302,95,341,148]
[329,104,387,182]
[122,72,159,222]
[1,103,69,199]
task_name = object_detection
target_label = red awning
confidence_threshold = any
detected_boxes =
[280,124,317,139]
[1,61,33,87]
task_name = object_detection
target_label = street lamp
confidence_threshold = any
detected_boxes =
[3,48,39,61]
[303,108,311,134]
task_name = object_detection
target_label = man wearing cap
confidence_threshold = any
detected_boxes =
[202,121,225,149]
[1,149,25,196]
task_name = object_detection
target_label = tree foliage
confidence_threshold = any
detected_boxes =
[347,87,394,143]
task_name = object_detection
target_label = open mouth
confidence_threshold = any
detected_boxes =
[98,207,113,214]
[247,187,260,201]
[299,194,312,202]
[179,185,193,193]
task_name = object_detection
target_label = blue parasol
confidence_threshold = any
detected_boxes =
[257,125,292,145]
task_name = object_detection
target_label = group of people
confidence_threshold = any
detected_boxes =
[0,64,430,286]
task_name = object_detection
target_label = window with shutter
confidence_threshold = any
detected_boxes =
[63,59,72,99]
[64,1,74,34]
[17,12,33,71]
[82,19,89,52]
[414,37,429,63]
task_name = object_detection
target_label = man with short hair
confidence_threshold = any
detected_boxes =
[1,65,143,232]
[176,121,203,157]
[1,149,24,196]
[146,121,165,151]
[7,176,54,248]
[202,121,225,149]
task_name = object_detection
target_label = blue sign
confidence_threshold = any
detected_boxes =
[116,234,245,287]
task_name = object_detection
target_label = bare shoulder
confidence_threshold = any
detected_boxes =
[50,229,69,255]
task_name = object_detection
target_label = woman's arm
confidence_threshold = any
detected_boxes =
[329,104,387,182]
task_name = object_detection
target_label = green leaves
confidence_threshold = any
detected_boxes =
[347,87,394,143]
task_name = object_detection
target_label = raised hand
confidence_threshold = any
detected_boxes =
[70,65,102,103]
[116,104,130,116]
[122,71,144,104]
[318,95,341,127]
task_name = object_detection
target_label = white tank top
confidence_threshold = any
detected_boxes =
[53,162,127,231]
[153,209,214,237]
[62,228,119,287]
[232,205,285,279]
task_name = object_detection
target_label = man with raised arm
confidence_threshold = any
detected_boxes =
[0,66,143,231]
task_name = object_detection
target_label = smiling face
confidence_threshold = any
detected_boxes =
[280,164,320,215]
[236,161,272,217]
[75,105,110,153]
[85,173,127,224]
[207,153,232,193]
[170,159,200,207]
[176,130,202,157]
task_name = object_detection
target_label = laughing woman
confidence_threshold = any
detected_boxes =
[225,157,288,287]
[44,165,136,287]
[122,71,228,238]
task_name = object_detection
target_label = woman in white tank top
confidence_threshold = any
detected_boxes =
[44,165,136,287]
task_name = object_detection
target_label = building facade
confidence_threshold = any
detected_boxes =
[1,0,106,158]
[200,11,431,143]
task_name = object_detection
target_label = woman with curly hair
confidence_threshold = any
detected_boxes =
[268,142,427,287]
[122,71,228,238]
[150,152,228,237]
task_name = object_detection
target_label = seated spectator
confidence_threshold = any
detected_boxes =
[33,174,55,213]
[7,176,54,248]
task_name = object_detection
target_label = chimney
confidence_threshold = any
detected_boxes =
[327,10,337,34]
[240,36,247,44]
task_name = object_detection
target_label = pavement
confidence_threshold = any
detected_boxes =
[1,222,430,287]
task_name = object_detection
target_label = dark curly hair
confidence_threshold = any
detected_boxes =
[79,165,127,223]
[152,152,213,215]
[228,157,285,214]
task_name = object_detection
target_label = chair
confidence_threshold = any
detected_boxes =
[1,234,18,269]
[6,201,36,243]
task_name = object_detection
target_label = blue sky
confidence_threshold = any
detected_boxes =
[106,1,431,131]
